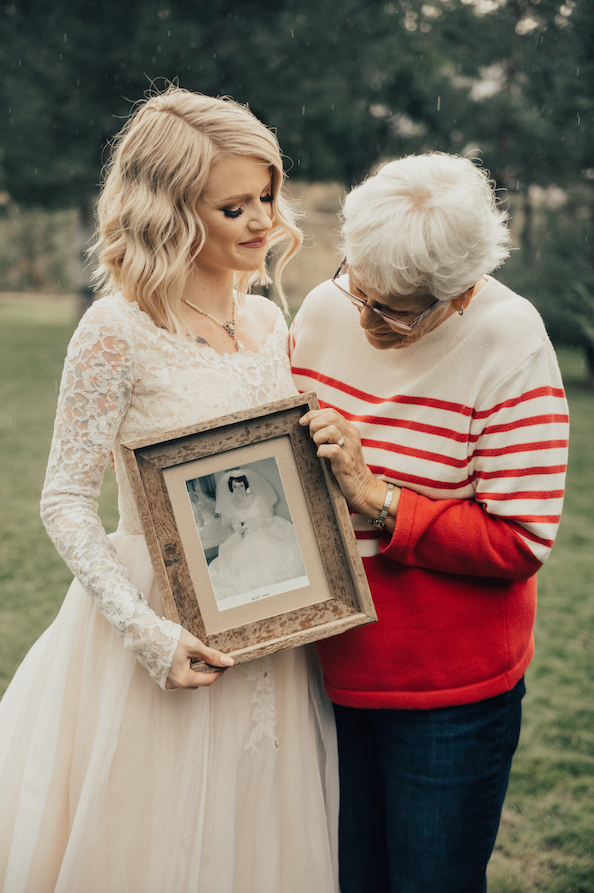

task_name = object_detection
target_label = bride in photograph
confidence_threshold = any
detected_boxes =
[208,468,307,601]
[0,87,338,893]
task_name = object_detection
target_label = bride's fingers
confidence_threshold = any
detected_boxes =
[166,667,226,690]
[188,641,235,669]
[166,630,234,690]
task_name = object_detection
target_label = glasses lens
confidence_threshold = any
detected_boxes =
[333,266,432,332]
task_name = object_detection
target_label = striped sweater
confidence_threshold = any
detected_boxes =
[290,276,569,709]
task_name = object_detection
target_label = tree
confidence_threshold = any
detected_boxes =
[1,0,593,374]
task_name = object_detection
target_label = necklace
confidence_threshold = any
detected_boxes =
[182,297,244,351]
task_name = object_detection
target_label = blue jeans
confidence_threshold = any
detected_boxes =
[333,678,525,893]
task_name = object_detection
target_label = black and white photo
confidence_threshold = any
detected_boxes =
[186,457,309,610]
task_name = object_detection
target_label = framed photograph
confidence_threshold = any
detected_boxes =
[120,392,376,671]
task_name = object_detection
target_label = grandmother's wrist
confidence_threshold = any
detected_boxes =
[352,477,400,528]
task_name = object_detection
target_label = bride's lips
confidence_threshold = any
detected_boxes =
[239,236,267,248]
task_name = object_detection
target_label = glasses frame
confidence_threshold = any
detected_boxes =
[332,259,440,333]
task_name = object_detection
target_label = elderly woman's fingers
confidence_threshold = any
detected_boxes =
[300,408,381,509]
[312,423,344,447]
[300,409,351,444]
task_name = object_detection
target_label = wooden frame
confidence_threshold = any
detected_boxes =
[121,392,376,671]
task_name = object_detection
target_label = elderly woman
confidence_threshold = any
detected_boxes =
[291,153,569,893]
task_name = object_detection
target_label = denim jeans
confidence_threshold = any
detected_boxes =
[333,678,525,893]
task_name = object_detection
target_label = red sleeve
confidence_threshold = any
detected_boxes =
[381,487,542,580]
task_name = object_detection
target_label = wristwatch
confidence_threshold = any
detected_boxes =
[372,482,396,529]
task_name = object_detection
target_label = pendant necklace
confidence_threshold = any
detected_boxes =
[182,297,244,352]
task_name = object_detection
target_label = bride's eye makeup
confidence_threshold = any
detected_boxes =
[221,189,273,219]
[223,207,243,219]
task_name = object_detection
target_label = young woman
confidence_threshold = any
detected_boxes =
[0,87,338,893]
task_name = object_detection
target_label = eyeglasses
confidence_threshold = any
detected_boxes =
[331,258,440,333]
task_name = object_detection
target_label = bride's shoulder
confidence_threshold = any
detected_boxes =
[244,294,282,333]
[82,293,130,326]
[71,293,137,353]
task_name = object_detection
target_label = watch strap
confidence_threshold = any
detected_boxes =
[372,482,396,529]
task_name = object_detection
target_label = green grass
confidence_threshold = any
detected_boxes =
[0,301,118,690]
[1,305,593,890]
[487,355,594,892]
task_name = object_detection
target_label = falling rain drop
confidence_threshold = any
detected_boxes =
[437,96,441,111]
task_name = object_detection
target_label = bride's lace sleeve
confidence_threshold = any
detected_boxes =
[40,305,181,689]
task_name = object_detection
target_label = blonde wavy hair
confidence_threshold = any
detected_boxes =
[92,86,302,334]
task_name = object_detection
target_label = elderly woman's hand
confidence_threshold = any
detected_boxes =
[300,409,400,526]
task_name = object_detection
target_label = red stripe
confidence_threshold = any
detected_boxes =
[320,402,470,443]
[478,414,569,437]
[317,400,568,448]
[471,439,568,458]
[367,464,472,491]
[475,489,564,501]
[292,367,474,416]
[472,386,567,420]
[361,438,468,468]
[508,514,561,524]
[474,465,567,480]
[293,369,568,429]
[506,519,554,548]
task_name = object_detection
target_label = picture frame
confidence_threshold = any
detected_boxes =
[120,392,377,671]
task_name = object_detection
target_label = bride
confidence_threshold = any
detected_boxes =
[207,468,308,603]
[0,87,338,893]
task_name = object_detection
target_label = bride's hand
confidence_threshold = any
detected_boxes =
[165,628,234,690]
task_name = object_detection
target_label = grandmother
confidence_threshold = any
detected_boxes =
[291,152,569,893]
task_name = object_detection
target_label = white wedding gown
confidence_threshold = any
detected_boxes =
[208,495,307,600]
[0,295,338,893]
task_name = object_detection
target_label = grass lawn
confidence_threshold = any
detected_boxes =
[1,302,593,891]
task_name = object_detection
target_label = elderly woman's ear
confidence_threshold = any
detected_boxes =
[451,281,484,314]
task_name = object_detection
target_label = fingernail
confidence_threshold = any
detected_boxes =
[220,655,234,666]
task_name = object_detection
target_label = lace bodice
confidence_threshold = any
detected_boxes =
[40,294,297,689]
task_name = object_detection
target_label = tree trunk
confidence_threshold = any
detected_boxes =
[74,202,96,320]
[585,343,594,388]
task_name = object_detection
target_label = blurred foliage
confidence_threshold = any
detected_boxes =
[0,201,75,292]
[499,195,594,381]
[0,0,593,370]
[1,0,592,199]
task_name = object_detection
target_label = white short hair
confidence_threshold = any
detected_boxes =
[341,153,511,301]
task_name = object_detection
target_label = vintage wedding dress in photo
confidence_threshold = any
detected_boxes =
[208,470,307,602]
[0,295,338,893]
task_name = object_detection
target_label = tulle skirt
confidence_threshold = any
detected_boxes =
[0,531,339,893]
